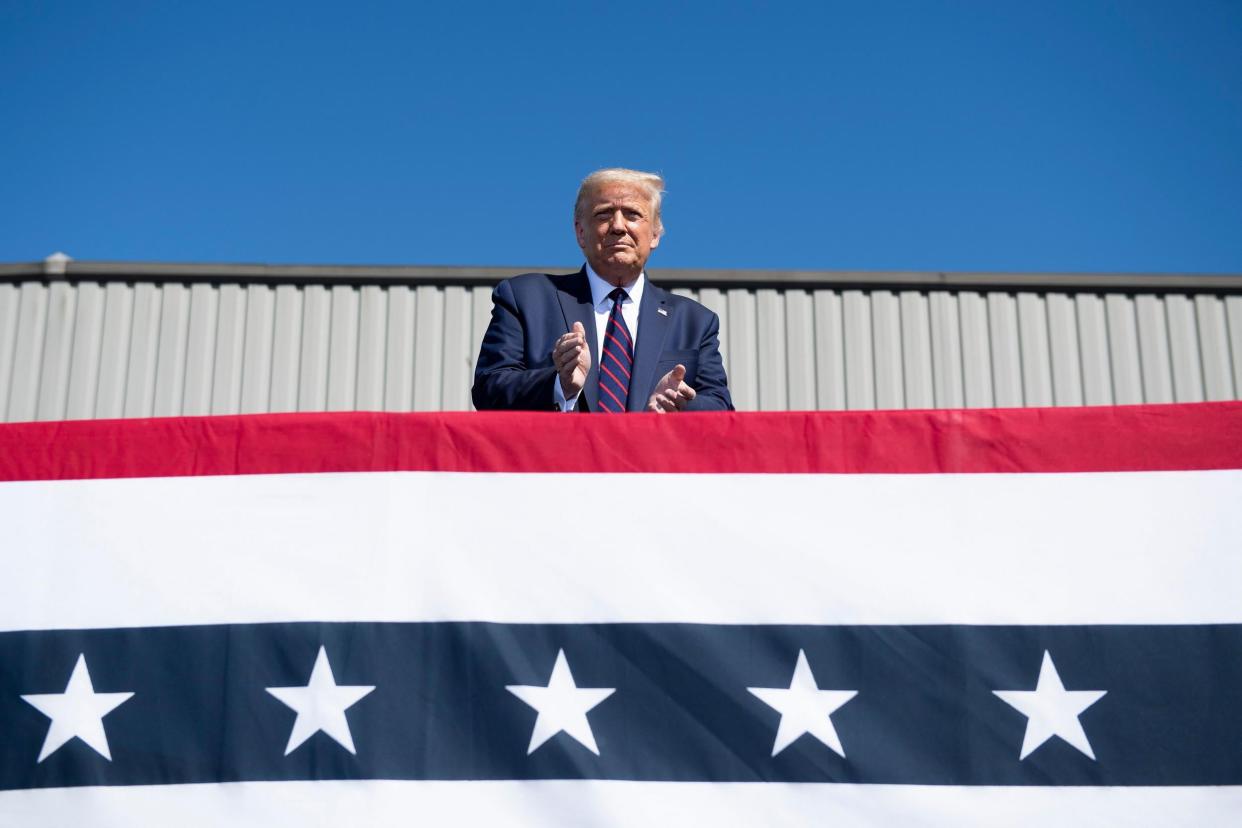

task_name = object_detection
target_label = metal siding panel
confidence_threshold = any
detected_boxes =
[697,288,729,389]
[1164,294,1204,403]
[928,292,964,408]
[385,286,416,411]
[469,285,493,390]
[326,285,359,411]
[756,289,787,410]
[812,290,846,410]
[441,286,474,412]
[7,283,49,422]
[210,285,247,415]
[152,283,190,417]
[1227,297,1242,397]
[238,285,275,414]
[958,292,993,408]
[1016,293,1053,406]
[871,291,904,409]
[842,291,875,409]
[784,290,816,410]
[413,285,444,411]
[1105,294,1144,405]
[0,284,19,421]
[269,285,303,413]
[899,291,934,409]
[181,284,218,416]
[298,285,331,411]
[356,286,388,410]
[725,289,758,411]
[65,282,107,420]
[94,283,133,419]
[696,288,727,319]
[1074,294,1112,405]
[183,284,221,415]
[1195,295,1234,400]
[1045,293,1083,406]
[35,282,77,421]
[1135,295,1174,404]
[987,293,1023,407]
[123,283,162,418]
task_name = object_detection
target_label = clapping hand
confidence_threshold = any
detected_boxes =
[553,321,590,397]
[646,364,696,413]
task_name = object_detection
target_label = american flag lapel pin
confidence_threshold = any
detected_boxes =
[658,307,668,316]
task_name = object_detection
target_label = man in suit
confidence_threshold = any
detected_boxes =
[472,168,733,412]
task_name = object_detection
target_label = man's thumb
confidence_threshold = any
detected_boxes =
[572,321,585,336]
[670,364,686,384]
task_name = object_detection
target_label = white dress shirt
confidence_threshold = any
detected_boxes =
[554,265,645,411]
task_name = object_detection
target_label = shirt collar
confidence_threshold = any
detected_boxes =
[584,263,645,312]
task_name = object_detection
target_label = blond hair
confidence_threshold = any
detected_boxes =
[574,168,665,233]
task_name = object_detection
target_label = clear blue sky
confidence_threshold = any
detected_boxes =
[1,1,1240,274]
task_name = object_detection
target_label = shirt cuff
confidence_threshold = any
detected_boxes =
[553,378,579,412]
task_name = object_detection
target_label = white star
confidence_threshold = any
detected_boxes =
[994,650,1107,760]
[265,646,375,756]
[21,653,135,763]
[748,649,858,757]
[506,649,615,755]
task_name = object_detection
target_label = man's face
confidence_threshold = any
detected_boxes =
[574,182,661,285]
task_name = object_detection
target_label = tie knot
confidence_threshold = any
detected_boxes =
[608,287,628,305]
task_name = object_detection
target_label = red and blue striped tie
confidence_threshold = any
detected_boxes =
[598,287,633,413]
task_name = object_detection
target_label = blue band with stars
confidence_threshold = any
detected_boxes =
[2,621,1239,790]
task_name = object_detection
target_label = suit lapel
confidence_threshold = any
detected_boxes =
[556,268,599,412]
[628,279,672,411]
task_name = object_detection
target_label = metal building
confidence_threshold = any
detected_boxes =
[1,256,1239,422]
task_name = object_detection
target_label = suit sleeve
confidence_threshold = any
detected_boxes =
[685,309,734,411]
[471,279,559,410]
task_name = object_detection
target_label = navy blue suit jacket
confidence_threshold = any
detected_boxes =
[472,269,733,412]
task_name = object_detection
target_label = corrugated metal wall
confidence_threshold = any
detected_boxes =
[1,279,1240,422]
[676,286,1241,410]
